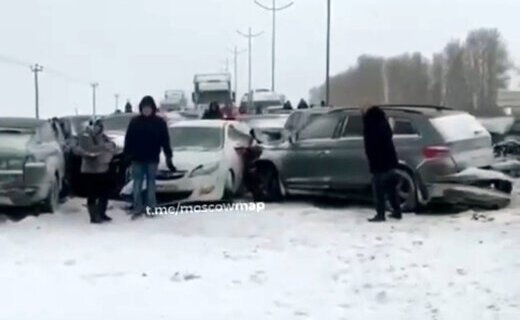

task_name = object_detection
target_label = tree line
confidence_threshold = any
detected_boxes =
[310,28,512,116]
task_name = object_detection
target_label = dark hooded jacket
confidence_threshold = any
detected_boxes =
[123,96,173,163]
[202,102,223,119]
[363,107,398,174]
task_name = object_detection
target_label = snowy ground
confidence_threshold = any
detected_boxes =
[1,195,520,320]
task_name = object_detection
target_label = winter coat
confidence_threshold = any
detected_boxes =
[297,100,309,109]
[363,107,399,174]
[124,115,173,163]
[73,130,116,174]
[202,109,223,119]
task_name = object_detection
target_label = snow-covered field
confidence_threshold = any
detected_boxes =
[1,196,520,320]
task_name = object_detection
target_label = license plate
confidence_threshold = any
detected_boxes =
[157,184,179,192]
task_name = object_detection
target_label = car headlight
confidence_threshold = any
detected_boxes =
[189,162,220,177]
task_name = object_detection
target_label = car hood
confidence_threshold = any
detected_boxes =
[158,149,223,172]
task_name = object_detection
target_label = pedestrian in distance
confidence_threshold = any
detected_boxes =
[362,105,402,222]
[202,101,224,119]
[321,100,327,107]
[283,100,293,110]
[73,119,116,224]
[124,95,176,219]
[297,99,309,109]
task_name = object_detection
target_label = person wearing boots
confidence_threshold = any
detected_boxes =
[362,106,402,222]
[73,119,116,223]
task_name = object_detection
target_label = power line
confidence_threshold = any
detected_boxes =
[0,54,31,68]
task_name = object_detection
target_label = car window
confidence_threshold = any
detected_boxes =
[342,115,364,137]
[169,126,223,150]
[298,113,342,140]
[390,118,419,135]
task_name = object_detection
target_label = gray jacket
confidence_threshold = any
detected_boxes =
[73,131,116,174]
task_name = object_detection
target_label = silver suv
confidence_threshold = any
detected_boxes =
[0,118,65,212]
[253,105,496,210]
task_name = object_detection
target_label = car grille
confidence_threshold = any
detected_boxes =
[156,170,186,181]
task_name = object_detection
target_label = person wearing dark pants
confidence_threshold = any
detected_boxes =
[124,95,176,219]
[362,106,402,222]
[74,119,116,224]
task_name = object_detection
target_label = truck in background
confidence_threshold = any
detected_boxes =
[239,89,286,114]
[192,73,235,112]
[159,90,188,112]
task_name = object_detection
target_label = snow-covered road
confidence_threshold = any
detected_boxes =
[1,198,520,320]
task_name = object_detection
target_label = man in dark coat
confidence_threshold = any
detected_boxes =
[202,101,223,119]
[124,95,176,218]
[362,106,402,222]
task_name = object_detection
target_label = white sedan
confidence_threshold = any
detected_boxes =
[121,120,252,203]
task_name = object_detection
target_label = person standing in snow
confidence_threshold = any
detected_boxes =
[124,96,176,218]
[362,105,402,222]
[73,119,116,224]
[202,101,223,119]
[297,99,309,109]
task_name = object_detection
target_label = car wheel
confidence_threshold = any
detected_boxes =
[223,170,235,200]
[254,165,283,203]
[42,177,60,213]
[392,169,417,213]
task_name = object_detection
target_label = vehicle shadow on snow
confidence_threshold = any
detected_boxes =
[0,206,48,222]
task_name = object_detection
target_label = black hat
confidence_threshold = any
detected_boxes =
[139,95,157,114]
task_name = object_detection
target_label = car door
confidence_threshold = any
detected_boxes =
[326,113,370,190]
[282,112,345,191]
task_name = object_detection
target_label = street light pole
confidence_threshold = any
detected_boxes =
[325,0,331,105]
[229,46,247,102]
[31,64,43,119]
[91,82,99,118]
[255,0,294,92]
[237,28,263,109]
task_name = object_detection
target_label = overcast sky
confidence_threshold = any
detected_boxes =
[1,0,519,118]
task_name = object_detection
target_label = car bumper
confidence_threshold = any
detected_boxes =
[155,173,224,203]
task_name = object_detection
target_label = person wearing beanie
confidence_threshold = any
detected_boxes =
[73,119,116,223]
[124,95,176,218]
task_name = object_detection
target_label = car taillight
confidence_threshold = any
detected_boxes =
[422,146,451,159]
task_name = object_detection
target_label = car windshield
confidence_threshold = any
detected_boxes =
[197,91,230,104]
[245,116,288,129]
[102,115,135,132]
[169,126,223,150]
[0,130,34,152]
[430,114,489,142]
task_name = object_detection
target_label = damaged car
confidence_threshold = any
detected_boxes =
[0,118,66,212]
[251,105,513,211]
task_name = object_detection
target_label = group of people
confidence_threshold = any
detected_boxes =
[74,94,402,224]
[74,96,175,223]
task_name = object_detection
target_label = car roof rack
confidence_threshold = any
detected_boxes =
[377,104,453,111]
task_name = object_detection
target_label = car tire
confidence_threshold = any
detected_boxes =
[254,165,283,203]
[392,168,418,213]
[42,177,60,213]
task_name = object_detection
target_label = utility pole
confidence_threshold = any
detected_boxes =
[229,46,247,102]
[31,64,43,119]
[115,93,120,111]
[237,27,263,110]
[255,0,294,92]
[325,0,331,105]
[91,82,99,118]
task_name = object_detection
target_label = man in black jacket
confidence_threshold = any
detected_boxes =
[363,106,402,222]
[124,96,176,218]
